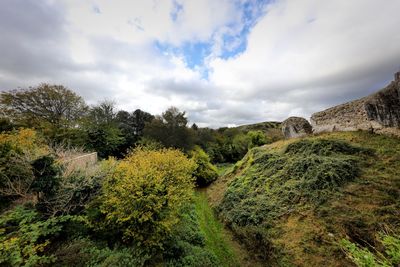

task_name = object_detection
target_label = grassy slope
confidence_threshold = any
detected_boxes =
[208,131,400,266]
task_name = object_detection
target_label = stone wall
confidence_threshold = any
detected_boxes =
[63,152,98,175]
[311,72,400,135]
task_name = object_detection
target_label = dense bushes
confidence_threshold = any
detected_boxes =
[0,129,49,198]
[98,148,196,248]
[189,146,218,186]
[217,139,370,259]
[0,206,74,266]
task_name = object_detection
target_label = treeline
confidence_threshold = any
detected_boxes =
[1,83,282,162]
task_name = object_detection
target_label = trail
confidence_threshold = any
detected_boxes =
[195,167,264,267]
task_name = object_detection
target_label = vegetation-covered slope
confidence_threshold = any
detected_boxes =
[208,131,400,266]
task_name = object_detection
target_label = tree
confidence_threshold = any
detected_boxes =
[99,148,196,248]
[0,84,88,134]
[143,107,194,151]
[116,109,154,155]
[84,101,124,158]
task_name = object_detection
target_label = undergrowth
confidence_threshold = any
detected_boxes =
[216,134,400,265]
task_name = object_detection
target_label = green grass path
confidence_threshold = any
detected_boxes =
[194,191,240,267]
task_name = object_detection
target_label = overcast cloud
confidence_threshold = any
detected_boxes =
[1,0,399,127]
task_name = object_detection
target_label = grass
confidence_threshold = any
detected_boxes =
[214,131,400,266]
[193,192,239,267]
[215,163,235,176]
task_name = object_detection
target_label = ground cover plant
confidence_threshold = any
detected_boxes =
[216,132,400,266]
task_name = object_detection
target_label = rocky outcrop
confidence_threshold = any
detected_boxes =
[282,117,313,138]
[311,72,400,135]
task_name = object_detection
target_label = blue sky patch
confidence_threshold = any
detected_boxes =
[156,0,270,78]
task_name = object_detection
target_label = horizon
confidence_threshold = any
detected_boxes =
[1,0,400,128]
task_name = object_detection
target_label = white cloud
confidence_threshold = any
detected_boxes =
[1,0,399,127]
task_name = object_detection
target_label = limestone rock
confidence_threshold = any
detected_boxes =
[281,117,313,138]
[311,72,400,135]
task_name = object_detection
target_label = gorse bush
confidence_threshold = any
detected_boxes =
[99,147,196,248]
[189,146,218,186]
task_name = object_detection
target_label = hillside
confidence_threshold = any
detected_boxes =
[233,121,281,132]
[206,131,400,266]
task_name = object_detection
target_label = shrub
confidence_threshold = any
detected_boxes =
[39,164,105,216]
[189,146,219,186]
[340,232,400,266]
[217,138,368,259]
[284,139,372,156]
[0,129,49,198]
[99,147,196,248]
[0,205,73,266]
[164,204,218,267]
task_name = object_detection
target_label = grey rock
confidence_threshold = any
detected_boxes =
[311,72,400,136]
[282,116,313,138]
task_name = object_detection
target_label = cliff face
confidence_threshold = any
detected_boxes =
[311,73,400,135]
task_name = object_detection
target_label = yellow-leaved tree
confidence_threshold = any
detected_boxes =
[100,147,196,248]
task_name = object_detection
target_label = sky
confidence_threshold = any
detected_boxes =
[0,0,400,128]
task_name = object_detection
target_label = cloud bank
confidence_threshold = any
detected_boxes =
[1,0,399,127]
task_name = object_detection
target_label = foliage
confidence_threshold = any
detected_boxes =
[189,146,219,186]
[217,138,368,260]
[84,101,124,158]
[86,244,150,267]
[0,84,88,142]
[135,136,164,150]
[144,107,194,151]
[0,205,73,266]
[340,232,400,267]
[116,109,154,155]
[31,155,62,201]
[164,201,219,267]
[99,148,196,248]
[193,193,238,267]
[39,164,105,216]
[0,129,49,198]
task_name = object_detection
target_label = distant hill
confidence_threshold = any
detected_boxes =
[206,131,400,266]
[234,121,281,132]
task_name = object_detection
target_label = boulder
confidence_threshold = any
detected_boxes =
[281,117,313,138]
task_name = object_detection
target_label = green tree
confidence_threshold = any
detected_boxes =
[116,109,154,155]
[84,101,124,158]
[99,148,196,248]
[0,84,88,142]
[144,107,194,151]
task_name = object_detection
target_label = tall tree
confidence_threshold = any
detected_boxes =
[84,101,124,158]
[144,107,194,151]
[116,109,154,154]
[1,84,87,129]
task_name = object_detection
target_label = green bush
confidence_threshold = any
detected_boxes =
[164,204,218,267]
[99,148,196,248]
[284,139,372,156]
[190,146,219,186]
[0,129,49,198]
[340,232,400,266]
[217,139,368,258]
[0,205,73,266]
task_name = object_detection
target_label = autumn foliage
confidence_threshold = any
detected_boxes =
[100,147,196,248]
